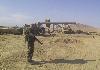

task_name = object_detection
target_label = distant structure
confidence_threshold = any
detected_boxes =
[38,19,76,34]
[24,19,76,35]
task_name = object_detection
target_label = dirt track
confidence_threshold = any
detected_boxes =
[0,34,100,70]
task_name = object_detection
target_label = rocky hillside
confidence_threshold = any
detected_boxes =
[69,23,99,33]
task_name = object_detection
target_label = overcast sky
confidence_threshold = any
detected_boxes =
[0,0,100,27]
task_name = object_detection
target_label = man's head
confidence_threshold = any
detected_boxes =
[29,28,33,33]
[25,28,32,35]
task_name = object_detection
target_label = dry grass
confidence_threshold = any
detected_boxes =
[0,34,100,70]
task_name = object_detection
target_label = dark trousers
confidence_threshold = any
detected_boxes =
[27,43,34,61]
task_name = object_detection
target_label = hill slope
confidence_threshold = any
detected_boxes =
[69,23,99,33]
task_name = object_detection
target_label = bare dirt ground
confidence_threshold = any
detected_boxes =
[0,34,100,70]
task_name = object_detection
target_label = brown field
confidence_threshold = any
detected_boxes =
[0,34,100,70]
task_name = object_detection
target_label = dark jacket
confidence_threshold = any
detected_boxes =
[25,33,42,45]
[26,33,36,43]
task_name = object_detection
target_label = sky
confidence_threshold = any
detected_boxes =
[0,0,100,27]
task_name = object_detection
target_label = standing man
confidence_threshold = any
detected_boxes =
[25,28,43,63]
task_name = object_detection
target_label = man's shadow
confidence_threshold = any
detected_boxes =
[29,59,96,65]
